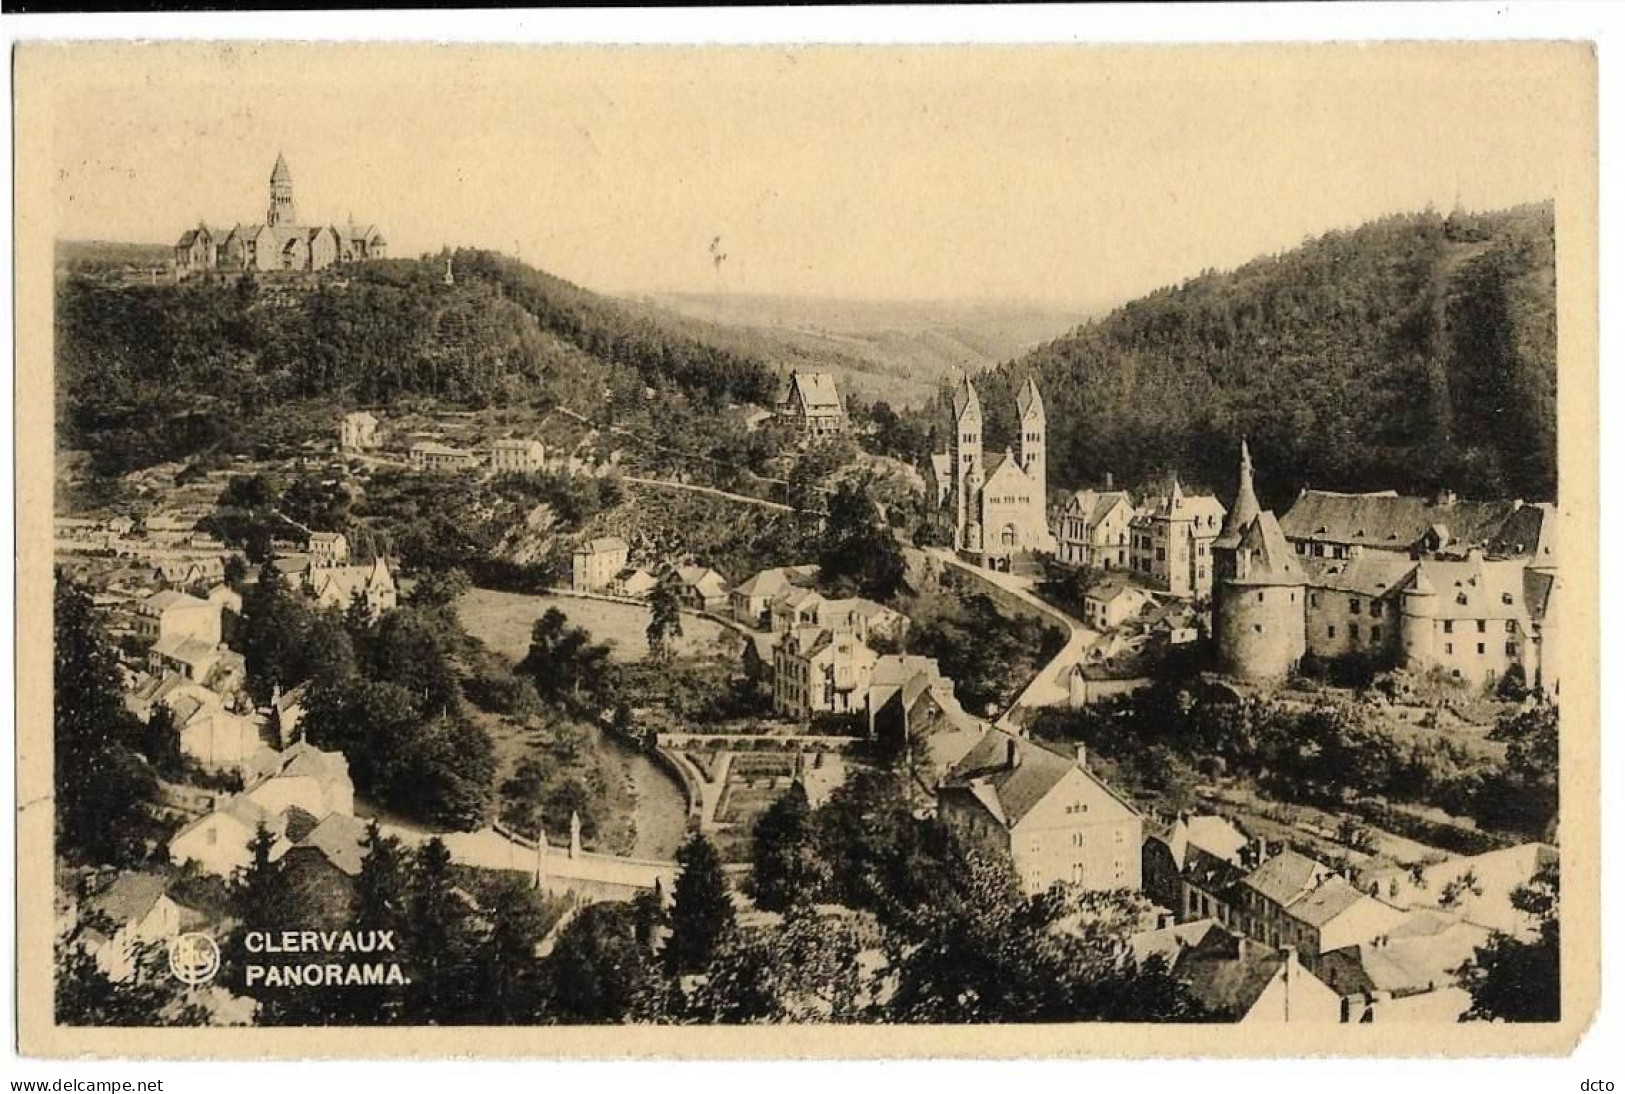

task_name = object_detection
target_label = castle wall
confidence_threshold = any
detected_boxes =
[1305,589,1401,663]
[1217,583,1306,680]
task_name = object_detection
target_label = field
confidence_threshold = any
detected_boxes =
[455,586,735,664]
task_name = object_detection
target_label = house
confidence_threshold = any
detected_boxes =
[147,634,227,684]
[488,438,546,474]
[308,531,349,567]
[676,565,730,612]
[339,411,380,452]
[730,564,820,629]
[1056,486,1136,569]
[176,695,267,772]
[243,740,355,819]
[77,873,186,982]
[206,581,244,616]
[937,730,1141,895]
[409,441,481,473]
[1317,907,1491,1023]
[611,567,659,599]
[1129,477,1227,599]
[865,654,979,771]
[1141,812,1251,917]
[151,555,226,590]
[1234,849,1407,969]
[572,536,630,592]
[276,811,371,878]
[1128,917,1229,970]
[1082,576,1154,631]
[772,626,879,720]
[169,795,293,879]
[270,813,374,930]
[1170,930,1343,1023]
[134,589,222,646]
[272,554,314,591]
[769,585,827,633]
[778,371,847,436]
[310,557,398,616]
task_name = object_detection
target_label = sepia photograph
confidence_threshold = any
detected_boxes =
[10,32,1600,1060]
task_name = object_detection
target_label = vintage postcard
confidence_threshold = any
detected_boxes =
[12,39,1599,1057]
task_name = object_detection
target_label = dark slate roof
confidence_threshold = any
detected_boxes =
[787,371,842,411]
[1171,932,1287,1020]
[1279,490,1521,551]
[85,873,169,926]
[952,377,982,421]
[1230,511,1305,586]
[270,152,292,183]
[1284,875,1368,928]
[295,812,370,877]
[1241,850,1329,907]
[941,729,1138,829]
[1016,377,1044,420]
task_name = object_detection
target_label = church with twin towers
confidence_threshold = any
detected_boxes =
[927,375,1056,570]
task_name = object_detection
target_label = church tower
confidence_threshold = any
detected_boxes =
[1016,376,1046,495]
[952,377,984,551]
[267,152,297,228]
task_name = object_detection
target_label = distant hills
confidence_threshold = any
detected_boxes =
[620,292,1091,409]
[969,203,1557,509]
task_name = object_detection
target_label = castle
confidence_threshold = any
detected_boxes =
[1212,441,1556,691]
[174,153,387,277]
[927,376,1055,569]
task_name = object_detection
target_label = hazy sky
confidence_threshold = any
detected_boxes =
[39,42,1584,307]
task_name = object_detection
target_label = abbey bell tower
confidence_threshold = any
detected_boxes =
[267,152,297,228]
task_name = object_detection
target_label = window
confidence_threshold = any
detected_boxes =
[1477,620,1487,634]
[1258,592,1265,603]
[1311,593,1320,608]
[1369,602,1383,618]
[1506,620,1517,634]
[1254,624,1263,634]
[1446,642,1454,655]
[1477,643,1486,655]
[1371,625,1382,643]
[1505,641,1518,657]
[1349,598,1360,614]
[1328,626,1337,638]
[1443,620,1455,634]
[1348,623,1358,639]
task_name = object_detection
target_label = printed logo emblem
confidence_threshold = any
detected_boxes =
[167,932,221,986]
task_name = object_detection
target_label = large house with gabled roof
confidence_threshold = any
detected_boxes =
[937,728,1141,895]
[778,371,847,436]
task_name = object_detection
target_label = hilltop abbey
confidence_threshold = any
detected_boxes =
[174,153,387,277]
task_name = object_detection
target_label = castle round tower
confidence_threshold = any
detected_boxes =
[1399,568,1438,671]
[1212,440,1307,680]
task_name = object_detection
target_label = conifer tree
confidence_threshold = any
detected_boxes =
[665,833,735,974]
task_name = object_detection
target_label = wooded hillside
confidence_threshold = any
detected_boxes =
[969,204,1557,508]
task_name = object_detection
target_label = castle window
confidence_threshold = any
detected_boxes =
[1254,624,1263,634]
[1506,620,1517,633]
[1348,624,1358,639]
[1290,591,1296,603]
[1477,620,1487,633]
[1371,626,1382,643]
[1311,593,1320,608]
[1477,643,1485,655]
[1328,626,1336,639]
[1349,598,1360,614]
[1443,620,1454,634]
[1446,642,1454,655]
[1369,602,1382,618]
[1505,641,1518,657]
[1257,592,1264,603]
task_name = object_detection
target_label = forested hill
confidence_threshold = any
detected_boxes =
[971,203,1557,509]
[56,249,780,474]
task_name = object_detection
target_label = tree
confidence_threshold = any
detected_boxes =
[54,937,211,1027]
[241,557,314,702]
[646,570,684,660]
[818,481,907,602]
[518,607,611,706]
[140,702,185,777]
[1456,858,1559,1022]
[54,574,160,865]
[684,906,882,1023]
[543,902,661,1023]
[410,567,471,610]
[665,833,735,974]
[236,822,284,932]
[223,553,249,588]
[750,781,827,912]
[476,876,550,1023]
[406,838,479,1022]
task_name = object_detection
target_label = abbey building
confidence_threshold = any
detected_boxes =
[927,376,1055,569]
[174,153,387,277]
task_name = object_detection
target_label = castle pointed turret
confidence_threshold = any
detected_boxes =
[1216,438,1261,549]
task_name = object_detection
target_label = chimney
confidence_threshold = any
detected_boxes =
[1254,836,1269,864]
[1075,743,1089,769]
[1006,738,1021,770]
[1105,471,1114,490]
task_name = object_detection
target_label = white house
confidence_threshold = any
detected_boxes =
[77,873,186,983]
